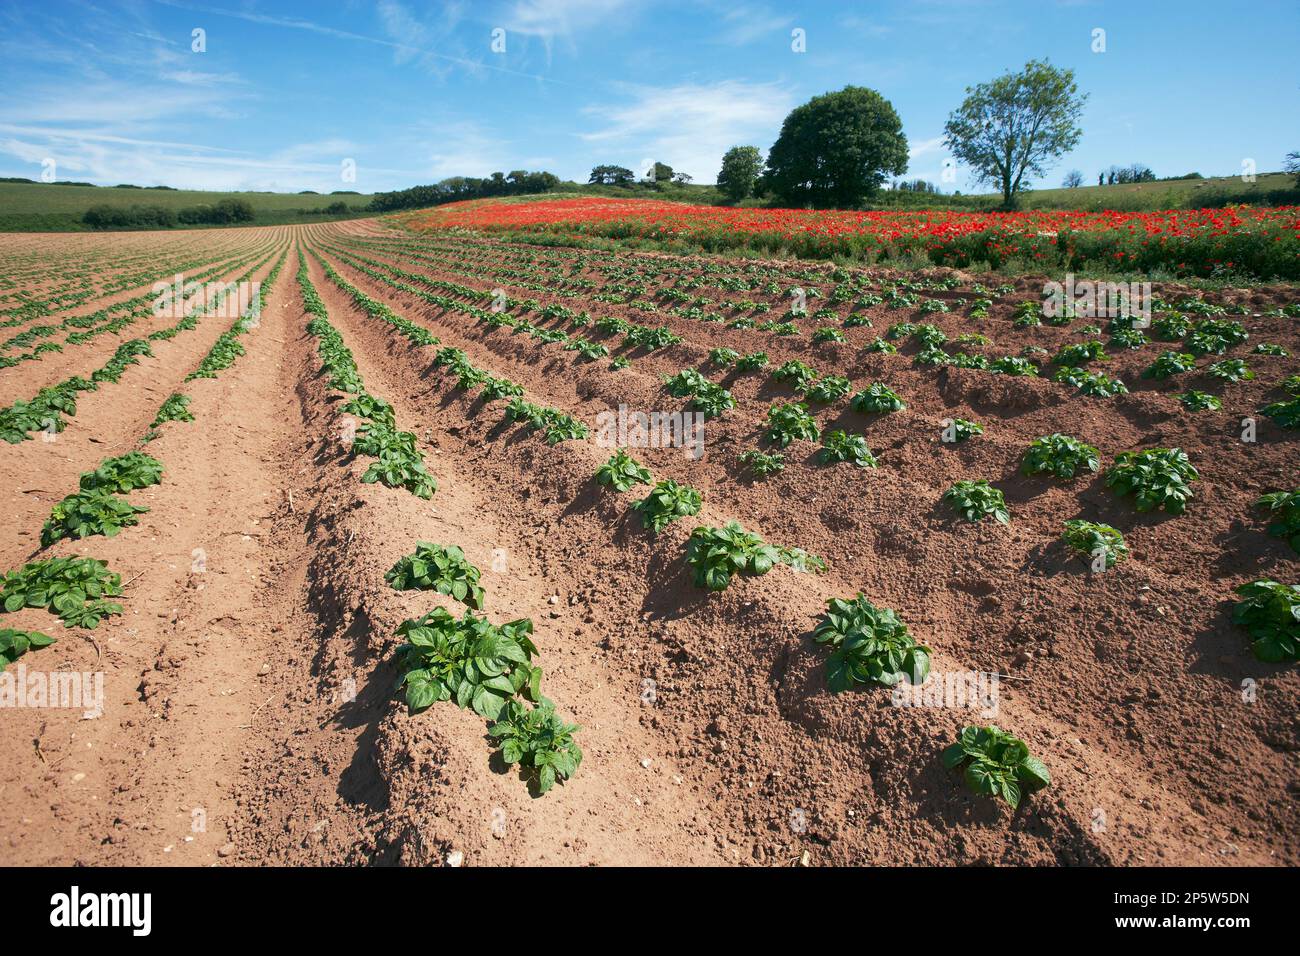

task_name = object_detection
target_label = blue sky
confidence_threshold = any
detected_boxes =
[1,0,1296,195]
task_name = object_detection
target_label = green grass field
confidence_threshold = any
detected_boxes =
[0,181,376,232]
[1,170,1294,233]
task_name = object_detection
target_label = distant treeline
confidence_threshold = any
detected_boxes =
[369,170,560,212]
[84,198,256,230]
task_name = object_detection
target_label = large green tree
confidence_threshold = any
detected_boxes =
[716,146,763,202]
[763,87,908,208]
[588,164,634,186]
[944,59,1087,206]
[650,161,675,183]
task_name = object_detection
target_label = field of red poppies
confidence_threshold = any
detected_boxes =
[404,197,1300,280]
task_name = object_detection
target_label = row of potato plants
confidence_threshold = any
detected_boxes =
[0,248,279,444]
[304,243,582,794]
[2,245,292,674]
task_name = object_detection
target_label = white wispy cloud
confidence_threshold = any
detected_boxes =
[155,0,577,86]
[714,4,794,46]
[502,0,632,38]
[160,69,246,86]
[377,0,471,78]
[579,80,793,183]
[908,135,946,159]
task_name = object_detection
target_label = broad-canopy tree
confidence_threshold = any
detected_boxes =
[716,146,763,202]
[763,86,908,208]
[588,164,635,186]
[943,59,1087,206]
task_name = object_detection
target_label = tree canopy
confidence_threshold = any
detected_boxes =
[763,86,908,208]
[588,164,635,186]
[716,146,763,202]
[943,59,1086,205]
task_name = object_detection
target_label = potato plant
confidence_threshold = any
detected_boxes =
[764,402,819,447]
[944,480,1010,524]
[503,398,589,444]
[819,430,877,468]
[1261,397,1300,429]
[0,627,56,672]
[1206,359,1253,383]
[687,522,777,590]
[79,452,163,494]
[393,607,541,719]
[354,420,438,498]
[1052,340,1107,366]
[41,490,149,546]
[595,449,652,492]
[942,725,1051,808]
[386,543,485,610]
[151,392,194,427]
[1105,448,1198,513]
[1232,580,1299,662]
[689,382,735,418]
[1021,433,1100,479]
[1255,489,1300,553]
[1061,519,1128,569]
[0,557,123,628]
[851,383,905,414]
[1178,390,1222,412]
[738,449,785,479]
[811,595,930,691]
[1053,367,1128,397]
[1143,351,1197,379]
[632,480,702,533]
[489,698,583,795]
[989,356,1039,376]
[805,375,851,404]
[942,418,983,443]
[771,360,818,393]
